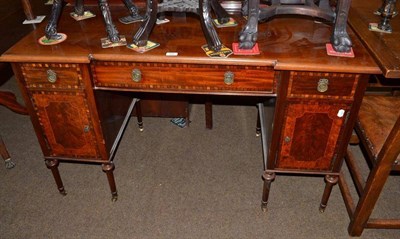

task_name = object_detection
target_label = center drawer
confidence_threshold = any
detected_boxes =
[91,62,275,95]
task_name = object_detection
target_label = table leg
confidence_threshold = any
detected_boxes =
[261,171,276,212]
[319,174,339,212]
[45,159,67,195]
[135,100,144,131]
[102,162,118,202]
[205,99,213,129]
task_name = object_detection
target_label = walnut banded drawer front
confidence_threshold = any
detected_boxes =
[21,63,83,89]
[288,72,359,100]
[92,62,275,94]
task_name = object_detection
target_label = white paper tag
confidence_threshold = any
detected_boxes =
[337,109,345,118]
[166,52,178,56]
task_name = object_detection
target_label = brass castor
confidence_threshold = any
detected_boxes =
[4,158,16,169]
[261,201,268,212]
[138,122,144,132]
[59,189,67,196]
[111,193,118,202]
[319,204,326,213]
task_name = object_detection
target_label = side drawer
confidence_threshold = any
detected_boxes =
[21,63,83,90]
[92,62,275,95]
[287,71,359,100]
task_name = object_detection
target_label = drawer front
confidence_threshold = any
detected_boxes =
[288,71,359,100]
[21,63,83,89]
[276,102,350,172]
[92,62,275,95]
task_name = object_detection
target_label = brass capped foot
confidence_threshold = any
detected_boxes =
[4,158,16,169]
[111,193,118,202]
[59,188,67,196]
[261,201,268,212]
[319,204,326,213]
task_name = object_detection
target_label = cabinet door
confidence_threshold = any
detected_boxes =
[31,92,100,158]
[276,102,350,171]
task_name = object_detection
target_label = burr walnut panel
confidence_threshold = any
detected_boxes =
[31,91,100,159]
[21,63,83,90]
[276,101,351,171]
[288,72,358,100]
[92,62,276,95]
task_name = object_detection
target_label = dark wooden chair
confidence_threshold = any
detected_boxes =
[0,0,45,168]
[339,94,400,236]
[0,135,14,169]
[0,91,28,168]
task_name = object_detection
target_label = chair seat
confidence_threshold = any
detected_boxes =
[356,95,400,164]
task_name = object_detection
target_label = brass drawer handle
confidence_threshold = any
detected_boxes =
[83,125,90,133]
[47,69,57,83]
[131,68,142,82]
[284,136,291,143]
[317,78,329,93]
[224,71,234,85]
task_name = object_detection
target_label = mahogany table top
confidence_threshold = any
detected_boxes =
[349,0,400,78]
[1,5,380,75]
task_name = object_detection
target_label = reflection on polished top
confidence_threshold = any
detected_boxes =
[349,0,400,78]
[1,6,380,75]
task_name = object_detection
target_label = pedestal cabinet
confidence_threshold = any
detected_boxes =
[261,71,368,212]
[12,62,133,200]
[21,63,101,158]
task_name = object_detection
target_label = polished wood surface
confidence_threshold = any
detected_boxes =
[349,0,400,78]
[1,6,380,74]
[356,95,400,165]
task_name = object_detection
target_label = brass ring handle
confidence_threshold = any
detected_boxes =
[47,69,57,83]
[317,78,329,93]
[131,68,142,82]
[224,71,234,85]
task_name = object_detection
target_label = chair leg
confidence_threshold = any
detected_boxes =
[319,175,339,212]
[0,135,15,169]
[348,117,400,236]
